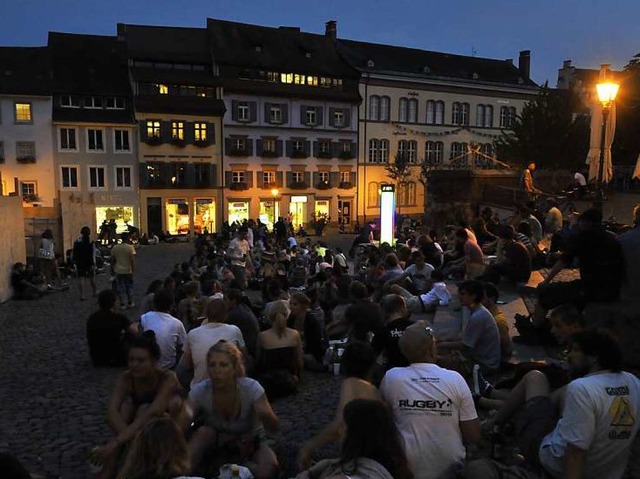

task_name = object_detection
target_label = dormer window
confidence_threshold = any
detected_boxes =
[60,95,80,108]
[254,45,263,52]
[85,96,103,109]
[305,51,312,59]
[423,66,431,74]
[472,72,479,80]
[158,84,169,95]
[367,60,375,68]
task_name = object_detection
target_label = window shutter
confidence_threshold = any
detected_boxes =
[330,171,339,186]
[211,165,217,187]
[286,171,293,187]
[344,109,351,128]
[316,107,324,126]
[350,172,356,184]
[225,138,232,153]
[276,139,283,158]
[257,171,264,188]
[276,171,283,187]
[160,121,171,143]
[256,139,263,155]
[264,103,271,123]
[286,140,293,157]
[313,141,319,156]
[186,163,196,185]
[282,104,289,124]
[161,162,172,187]
[328,108,335,127]
[231,100,239,121]
[304,171,311,186]
[245,171,254,187]
[184,122,195,143]
[139,121,148,141]
[332,142,341,157]
[300,106,306,125]
[139,163,149,187]
[225,171,232,187]
[249,102,257,122]
[208,123,215,144]
[246,138,254,156]
[313,172,319,185]
[304,141,311,157]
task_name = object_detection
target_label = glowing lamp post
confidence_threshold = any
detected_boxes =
[594,80,619,211]
[270,188,279,225]
[379,184,395,245]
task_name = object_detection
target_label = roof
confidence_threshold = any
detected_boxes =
[207,19,358,78]
[118,23,211,64]
[0,46,51,95]
[48,32,131,95]
[337,39,538,88]
[134,95,226,116]
[570,68,627,87]
[130,67,221,87]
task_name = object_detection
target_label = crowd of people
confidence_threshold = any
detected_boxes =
[6,195,640,478]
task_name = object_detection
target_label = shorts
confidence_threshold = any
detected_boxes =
[515,396,557,470]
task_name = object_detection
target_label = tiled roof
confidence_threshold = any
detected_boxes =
[207,19,358,78]
[130,67,221,87]
[0,46,51,95]
[337,39,538,87]
[118,23,210,64]
[134,95,226,116]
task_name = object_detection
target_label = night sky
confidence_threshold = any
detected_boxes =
[1,0,639,85]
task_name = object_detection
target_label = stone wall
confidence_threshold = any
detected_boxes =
[0,196,26,302]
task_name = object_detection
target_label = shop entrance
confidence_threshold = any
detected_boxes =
[194,199,215,234]
[146,197,162,236]
[259,200,278,230]
[289,195,307,229]
[338,200,352,226]
[166,199,190,235]
[228,201,249,225]
[96,206,135,234]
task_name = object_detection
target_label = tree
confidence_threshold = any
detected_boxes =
[613,56,640,166]
[385,153,412,215]
[494,84,589,171]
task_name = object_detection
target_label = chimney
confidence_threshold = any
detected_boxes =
[518,50,531,79]
[325,20,337,41]
[563,60,572,69]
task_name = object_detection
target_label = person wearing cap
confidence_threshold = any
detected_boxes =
[519,208,625,342]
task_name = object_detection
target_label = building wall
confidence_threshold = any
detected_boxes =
[356,79,536,222]
[137,112,224,235]
[223,94,359,228]
[0,196,26,302]
[0,95,56,207]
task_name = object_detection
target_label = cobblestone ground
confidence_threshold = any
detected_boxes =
[0,242,341,478]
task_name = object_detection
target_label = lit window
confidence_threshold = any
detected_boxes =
[172,121,184,140]
[194,123,207,141]
[115,167,132,188]
[114,130,130,152]
[14,102,32,122]
[59,128,77,151]
[263,171,276,185]
[340,171,350,183]
[232,171,245,183]
[61,166,78,188]
[89,166,106,188]
[147,121,161,138]
[318,171,330,183]
[280,73,293,84]
[87,129,104,151]
[158,84,169,95]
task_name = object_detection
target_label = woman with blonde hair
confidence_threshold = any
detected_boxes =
[186,341,280,478]
[257,300,303,400]
[117,417,199,479]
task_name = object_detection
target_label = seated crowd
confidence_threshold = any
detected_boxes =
[81,203,640,479]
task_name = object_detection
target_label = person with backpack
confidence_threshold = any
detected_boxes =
[73,226,97,300]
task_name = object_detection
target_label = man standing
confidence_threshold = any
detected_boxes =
[381,322,480,479]
[110,231,136,308]
[227,226,251,290]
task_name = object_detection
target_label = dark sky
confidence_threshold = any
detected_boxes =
[2,0,639,85]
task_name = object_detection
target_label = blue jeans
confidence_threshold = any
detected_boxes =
[115,274,134,304]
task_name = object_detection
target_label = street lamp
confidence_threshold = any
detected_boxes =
[270,188,279,225]
[594,80,620,211]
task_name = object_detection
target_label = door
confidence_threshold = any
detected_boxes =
[289,196,307,228]
[338,200,351,225]
[147,197,163,236]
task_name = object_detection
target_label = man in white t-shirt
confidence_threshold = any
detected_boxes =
[139,289,186,370]
[476,330,640,479]
[180,299,245,387]
[380,321,480,479]
[227,227,251,289]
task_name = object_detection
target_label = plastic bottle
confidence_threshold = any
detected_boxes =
[331,345,341,376]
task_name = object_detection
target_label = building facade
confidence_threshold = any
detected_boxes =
[118,24,225,236]
[337,37,540,222]
[208,19,360,229]
[48,33,139,249]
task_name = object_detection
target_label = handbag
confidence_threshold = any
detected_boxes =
[38,247,54,260]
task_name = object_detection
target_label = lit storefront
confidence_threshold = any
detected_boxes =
[259,199,278,230]
[289,195,307,228]
[166,199,190,235]
[96,206,136,234]
[194,198,215,234]
[315,200,330,217]
[228,201,249,224]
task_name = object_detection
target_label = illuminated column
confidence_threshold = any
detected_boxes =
[379,184,395,245]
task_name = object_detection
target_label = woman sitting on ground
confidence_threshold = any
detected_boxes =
[116,417,201,479]
[186,341,280,478]
[256,300,303,400]
[298,341,381,470]
[296,399,413,479]
[140,279,163,314]
[93,331,184,479]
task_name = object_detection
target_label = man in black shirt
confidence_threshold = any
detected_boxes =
[372,294,413,378]
[86,289,136,367]
[522,209,625,337]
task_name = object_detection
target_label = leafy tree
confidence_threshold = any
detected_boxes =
[385,153,412,214]
[495,84,589,171]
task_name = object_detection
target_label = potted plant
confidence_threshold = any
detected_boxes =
[311,212,330,236]
[22,193,40,203]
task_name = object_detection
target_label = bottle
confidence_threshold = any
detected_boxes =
[331,345,341,376]
[231,465,240,477]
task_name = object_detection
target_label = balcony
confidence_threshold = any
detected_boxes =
[17,155,36,164]
[289,181,308,190]
[316,181,331,190]
[339,181,354,189]
[230,182,248,191]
